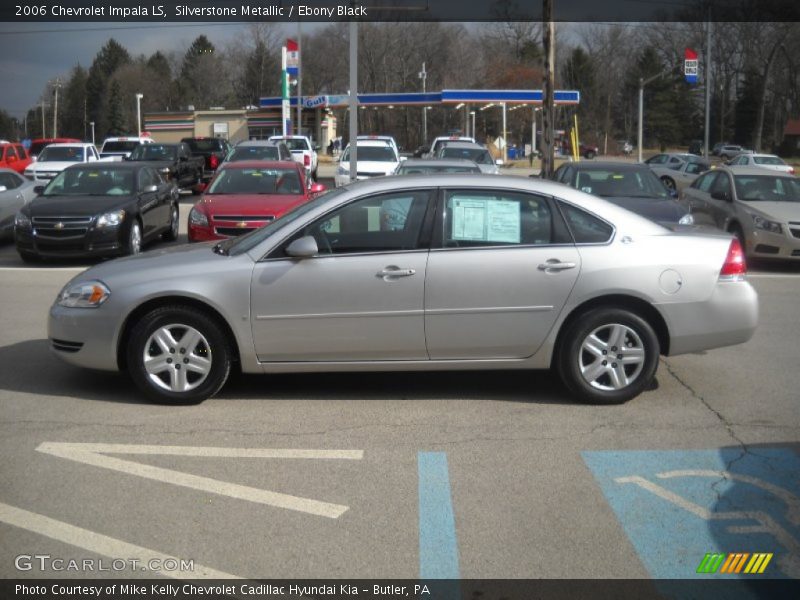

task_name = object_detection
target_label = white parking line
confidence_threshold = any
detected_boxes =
[748,273,800,279]
[0,267,87,272]
[0,501,240,579]
[37,443,363,519]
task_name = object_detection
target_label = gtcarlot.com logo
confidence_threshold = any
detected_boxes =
[15,554,194,572]
[697,552,773,575]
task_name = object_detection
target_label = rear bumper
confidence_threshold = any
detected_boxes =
[660,281,758,356]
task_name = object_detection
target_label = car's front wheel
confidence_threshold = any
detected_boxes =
[162,203,179,241]
[127,305,232,404]
[557,308,660,404]
[125,220,142,255]
[660,176,676,191]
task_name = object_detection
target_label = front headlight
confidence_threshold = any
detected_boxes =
[97,210,125,228]
[678,213,694,226]
[752,215,782,234]
[15,212,32,229]
[57,280,110,308]
[189,207,208,226]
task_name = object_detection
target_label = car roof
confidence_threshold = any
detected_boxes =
[399,158,479,167]
[567,161,649,171]
[345,140,396,148]
[44,143,93,148]
[217,160,298,169]
[237,140,282,147]
[440,142,485,150]
[722,166,794,176]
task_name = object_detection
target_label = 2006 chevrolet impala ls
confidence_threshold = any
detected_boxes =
[48,174,758,404]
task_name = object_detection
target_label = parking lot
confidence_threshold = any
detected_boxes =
[1,166,799,583]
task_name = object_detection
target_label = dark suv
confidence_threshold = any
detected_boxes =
[181,137,232,182]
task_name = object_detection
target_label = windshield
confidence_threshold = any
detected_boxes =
[733,175,800,202]
[225,187,349,256]
[341,146,397,162]
[129,145,177,161]
[227,146,280,162]
[273,138,310,152]
[440,147,493,165]
[38,147,84,162]
[44,168,134,196]
[207,166,303,195]
[101,141,141,153]
[183,139,224,153]
[572,168,669,199]
[396,164,480,174]
[752,156,786,166]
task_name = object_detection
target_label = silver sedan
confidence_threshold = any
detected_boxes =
[48,175,758,405]
[0,168,37,239]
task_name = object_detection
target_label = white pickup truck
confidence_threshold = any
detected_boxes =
[23,143,112,184]
[268,135,318,180]
[99,136,154,161]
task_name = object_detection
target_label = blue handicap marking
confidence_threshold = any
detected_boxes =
[583,448,800,580]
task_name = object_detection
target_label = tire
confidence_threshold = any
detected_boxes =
[127,305,232,404]
[660,176,676,191]
[557,307,660,405]
[125,220,142,256]
[162,203,179,241]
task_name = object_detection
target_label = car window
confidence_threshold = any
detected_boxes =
[733,175,800,202]
[295,190,431,255]
[753,156,785,166]
[692,172,716,192]
[5,145,17,160]
[0,171,22,189]
[439,147,493,165]
[341,146,398,162]
[208,166,303,195]
[710,172,731,197]
[647,154,667,164]
[442,190,560,248]
[669,156,681,163]
[685,162,706,175]
[558,202,614,244]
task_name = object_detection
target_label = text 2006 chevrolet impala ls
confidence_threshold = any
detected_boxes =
[48,175,758,405]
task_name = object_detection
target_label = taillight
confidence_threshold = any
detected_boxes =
[304,154,310,167]
[719,238,746,281]
[789,167,795,175]
[209,155,219,169]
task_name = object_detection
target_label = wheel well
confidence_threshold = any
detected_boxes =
[117,296,241,371]
[552,294,670,367]
[727,220,742,233]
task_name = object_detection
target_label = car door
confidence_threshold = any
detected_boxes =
[706,170,735,229]
[250,188,434,362]
[136,167,163,238]
[682,171,718,227]
[424,188,580,359]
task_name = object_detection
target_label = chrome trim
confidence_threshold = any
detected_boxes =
[256,309,424,320]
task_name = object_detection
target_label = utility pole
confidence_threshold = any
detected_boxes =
[40,101,46,138]
[501,102,507,163]
[296,21,302,137]
[541,0,555,179]
[704,13,712,158]
[52,79,61,138]
[281,45,289,136]
[419,62,427,145]
[348,21,358,182]
[637,71,664,163]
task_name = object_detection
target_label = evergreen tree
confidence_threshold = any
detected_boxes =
[61,65,88,139]
[86,39,131,134]
[105,80,126,136]
[734,67,760,146]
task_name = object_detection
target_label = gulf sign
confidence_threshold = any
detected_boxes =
[685,48,698,85]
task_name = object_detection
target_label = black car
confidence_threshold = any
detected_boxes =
[15,163,179,262]
[126,142,204,191]
[181,137,232,182]
[549,161,694,228]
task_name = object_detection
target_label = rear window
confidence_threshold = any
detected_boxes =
[228,146,280,161]
[273,138,310,152]
[752,156,785,166]
[558,202,614,244]
[183,139,225,153]
[207,166,303,195]
[38,146,84,162]
[101,141,141,153]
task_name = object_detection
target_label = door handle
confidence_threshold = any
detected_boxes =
[377,267,416,279]
[538,259,577,272]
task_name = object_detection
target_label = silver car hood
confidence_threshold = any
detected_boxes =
[741,201,800,223]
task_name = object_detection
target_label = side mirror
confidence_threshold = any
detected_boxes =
[34,185,45,195]
[285,235,319,258]
[710,190,731,202]
[142,184,158,194]
[309,182,326,194]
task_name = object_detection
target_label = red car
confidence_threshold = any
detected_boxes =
[0,142,32,174]
[188,160,326,242]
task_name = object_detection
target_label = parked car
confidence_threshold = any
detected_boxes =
[99,136,154,160]
[15,163,179,262]
[357,135,400,157]
[335,140,402,187]
[563,140,599,159]
[181,137,232,182]
[436,142,501,173]
[425,136,476,158]
[552,161,694,228]
[718,145,752,160]
[0,142,33,174]
[725,153,795,174]
[711,142,729,157]
[680,166,800,260]
[649,159,711,193]
[126,142,204,191]
[188,160,325,242]
[394,158,481,175]
[29,137,81,160]
[267,135,319,180]
[23,143,105,184]
[0,168,37,239]
[644,152,701,166]
[47,174,757,405]
[225,140,293,164]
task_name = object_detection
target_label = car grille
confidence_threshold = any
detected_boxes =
[33,216,93,239]
[213,215,274,222]
[215,227,257,237]
[789,222,800,239]
[212,215,273,238]
[51,339,84,353]
[34,171,59,180]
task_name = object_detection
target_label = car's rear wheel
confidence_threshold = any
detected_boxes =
[127,305,232,404]
[163,203,179,241]
[557,308,660,404]
[660,176,676,191]
[125,220,142,256]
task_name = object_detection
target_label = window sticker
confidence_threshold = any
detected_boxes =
[451,197,521,243]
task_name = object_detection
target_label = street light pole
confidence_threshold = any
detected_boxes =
[637,72,664,163]
[501,102,507,163]
[470,111,476,141]
[704,14,712,158]
[135,93,144,137]
[90,121,95,146]
[52,79,61,138]
[419,62,427,145]
[348,21,358,182]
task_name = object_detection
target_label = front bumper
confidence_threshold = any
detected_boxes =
[747,226,800,260]
[15,225,126,258]
[48,303,121,371]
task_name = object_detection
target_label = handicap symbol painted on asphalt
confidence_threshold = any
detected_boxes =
[583,448,800,580]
